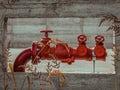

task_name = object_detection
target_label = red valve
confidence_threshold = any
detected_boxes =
[13,30,107,72]
[54,43,70,59]
[95,35,104,45]
[77,35,92,61]
[94,35,107,61]
[40,30,53,38]
[40,30,53,45]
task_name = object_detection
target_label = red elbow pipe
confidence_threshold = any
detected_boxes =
[13,48,32,72]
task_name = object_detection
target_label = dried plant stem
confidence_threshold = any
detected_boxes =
[4,71,6,90]
[39,77,45,90]
[112,44,119,90]
[114,55,118,90]
[21,75,30,90]
[9,63,18,90]
[58,71,66,87]
[5,84,8,90]
[99,14,120,36]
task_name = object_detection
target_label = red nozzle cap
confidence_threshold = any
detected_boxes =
[78,35,87,43]
[95,35,104,43]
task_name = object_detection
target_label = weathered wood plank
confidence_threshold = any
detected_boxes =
[1,0,119,5]
[0,73,116,90]
[0,3,119,18]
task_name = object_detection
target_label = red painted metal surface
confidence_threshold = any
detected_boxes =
[94,35,107,61]
[13,48,32,72]
[13,30,107,72]
[76,35,92,61]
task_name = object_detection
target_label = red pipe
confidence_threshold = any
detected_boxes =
[13,30,107,72]
[13,48,32,72]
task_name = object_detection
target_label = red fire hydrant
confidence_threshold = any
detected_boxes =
[94,35,107,61]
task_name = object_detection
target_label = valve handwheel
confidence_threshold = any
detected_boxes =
[78,35,87,43]
[40,30,53,38]
[95,35,104,43]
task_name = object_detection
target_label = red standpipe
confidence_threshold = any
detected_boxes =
[13,48,32,72]
[13,30,107,72]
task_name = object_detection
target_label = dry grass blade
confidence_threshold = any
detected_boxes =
[44,74,53,90]
[110,14,118,21]
[45,76,53,86]
[32,40,52,64]
[46,69,66,88]
[53,70,66,88]
[99,15,114,27]
[112,44,119,90]
[21,75,30,90]
[8,0,16,5]
[106,25,114,31]
[49,55,60,69]
[45,54,66,88]
[21,76,26,90]
[5,84,8,90]
[6,74,11,81]
[51,38,66,45]
[40,88,44,90]
[112,44,119,51]
[18,65,26,68]
[111,55,116,58]
[115,27,120,33]
[26,75,30,90]
[106,24,117,31]
[0,72,3,77]
[99,14,120,36]
[9,63,17,88]
[115,33,120,36]
[113,25,119,31]
[21,77,26,90]
[99,18,106,26]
